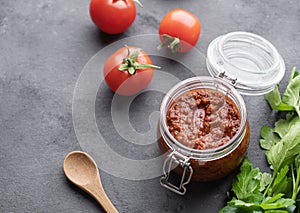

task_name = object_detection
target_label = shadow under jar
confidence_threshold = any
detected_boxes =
[158,77,249,195]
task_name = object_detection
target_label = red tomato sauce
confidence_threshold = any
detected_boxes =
[166,89,241,150]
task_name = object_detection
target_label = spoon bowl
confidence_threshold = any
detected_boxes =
[63,151,118,213]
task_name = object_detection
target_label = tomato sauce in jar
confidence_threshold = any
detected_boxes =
[167,89,240,150]
[159,77,250,194]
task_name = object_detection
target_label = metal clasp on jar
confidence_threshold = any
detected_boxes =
[217,71,238,86]
[160,151,193,195]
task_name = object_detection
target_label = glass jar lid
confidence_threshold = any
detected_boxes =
[206,31,285,95]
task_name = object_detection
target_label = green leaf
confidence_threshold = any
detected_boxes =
[261,195,295,210]
[229,199,259,207]
[274,112,300,138]
[286,204,297,213]
[259,172,272,192]
[266,125,300,173]
[260,194,296,212]
[265,67,300,116]
[260,126,281,150]
[278,198,295,208]
[232,158,264,203]
[268,166,293,197]
[219,200,263,213]
[262,193,284,204]
[271,166,289,191]
[282,67,300,116]
[218,205,240,213]
[218,204,263,213]
[265,85,294,111]
[264,210,289,213]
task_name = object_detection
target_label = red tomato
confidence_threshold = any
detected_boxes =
[104,46,159,96]
[158,9,201,53]
[90,0,142,34]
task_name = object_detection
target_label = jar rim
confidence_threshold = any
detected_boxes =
[160,76,247,158]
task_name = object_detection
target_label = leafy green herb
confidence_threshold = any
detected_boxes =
[219,159,296,213]
[265,67,300,116]
[260,126,281,150]
[220,67,300,213]
[259,173,273,192]
[260,194,295,210]
[266,124,300,173]
[267,166,292,198]
[265,85,294,112]
[231,158,263,203]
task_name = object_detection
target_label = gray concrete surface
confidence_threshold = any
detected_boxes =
[0,0,299,212]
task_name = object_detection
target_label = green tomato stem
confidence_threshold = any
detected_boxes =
[157,34,182,53]
[169,37,180,51]
[118,46,160,75]
[133,0,143,8]
[114,0,143,8]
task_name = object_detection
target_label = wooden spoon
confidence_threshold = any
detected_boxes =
[63,151,118,213]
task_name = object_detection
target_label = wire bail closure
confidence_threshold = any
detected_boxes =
[217,71,238,87]
[160,151,193,195]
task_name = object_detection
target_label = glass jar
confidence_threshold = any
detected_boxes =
[158,32,285,195]
[158,77,250,195]
[159,32,285,194]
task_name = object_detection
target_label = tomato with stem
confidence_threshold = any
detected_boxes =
[90,0,143,34]
[158,9,201,53]
[104,46,160,96]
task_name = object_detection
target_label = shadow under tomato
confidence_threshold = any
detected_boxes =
[95,27,126,46]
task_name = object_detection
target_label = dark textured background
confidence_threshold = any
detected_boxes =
[1,0,300,212]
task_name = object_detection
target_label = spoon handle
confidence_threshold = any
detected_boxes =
[85,182,119,213]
